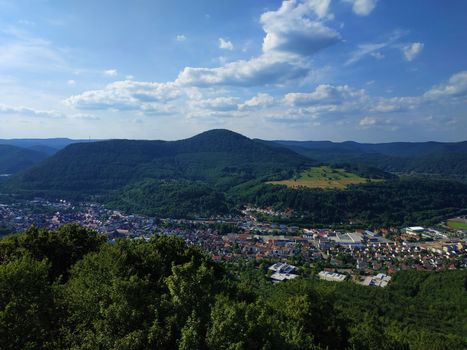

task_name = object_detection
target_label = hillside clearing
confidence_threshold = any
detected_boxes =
[447,219,467,230]
[267,166,381,190]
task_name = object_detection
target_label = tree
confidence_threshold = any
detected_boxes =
[0,256,56,350]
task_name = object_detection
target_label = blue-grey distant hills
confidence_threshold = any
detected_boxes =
[0,138,99,174]
[0,138,97,156]
[0,145,49,174]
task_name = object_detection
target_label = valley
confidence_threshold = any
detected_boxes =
[1,129,466,350]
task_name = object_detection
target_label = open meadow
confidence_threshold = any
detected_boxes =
[448,218,467,230]
[268,166,378,190]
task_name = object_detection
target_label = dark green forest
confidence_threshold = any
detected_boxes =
[0,225,466,350]
[274,140,467,183]
[3,130,467,226]
[229,177,467,226]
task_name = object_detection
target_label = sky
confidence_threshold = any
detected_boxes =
[0,0,466,142]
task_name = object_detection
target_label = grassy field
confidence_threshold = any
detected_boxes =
[447,219,467,230]
[267,166,379,190]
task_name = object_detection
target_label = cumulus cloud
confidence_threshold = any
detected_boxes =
[65,80,181,111]
[176,55,310,87]
[261,0,340,57]
[176,0,340,88]
[344,0,378,16]
[282,82,427,122]
[218,38,234,50]
[359,116,376,126]
[370,96,420,112]
[62,69,467,137]
[402,42,424,61]
[191,97,240,112]
[176,35,187,42]
[284,84,367,107]
[424,71,467,100]
[104,69,118,77]
[240,93,275,109]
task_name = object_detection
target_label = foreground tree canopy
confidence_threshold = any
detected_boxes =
[0,225,466,349]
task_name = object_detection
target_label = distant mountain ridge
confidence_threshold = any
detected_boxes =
[0,145,49,174]
[6,129,310,197]
[0,138,102,175]
[269,139,467,181]
[274,140,467,157]
[2,129,467,223]
[0,138,99,156]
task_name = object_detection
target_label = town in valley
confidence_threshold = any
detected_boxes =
[2,198,465,287]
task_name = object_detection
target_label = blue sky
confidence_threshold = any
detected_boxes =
[0,0,466,141]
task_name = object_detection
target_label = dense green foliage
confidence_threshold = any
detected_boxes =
[7,129,309,197]
[229,177,467,226]
[106,179,229,218]
[333,270,467,349]
[275,140,467,182]
[0,145,48,174]
[0,225,465,349]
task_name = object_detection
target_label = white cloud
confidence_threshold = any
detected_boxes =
[0,103,62,118]
[282,83,426,122]
[62,70,467,139]
[104,69,118,77]
[176,54,310,87]
[240,93,275,109]
[346,42,387,65]
[370,96,420,112]
[344,0,378,16]
[65,80,181,111]
[402,42,424,61]
[424,71,467,100]
[176,0,340,88]
[219,38,234,50]
[70,113,100,121]
[67,79,76,86]
[176,35,187,42]
[284,84,367,106]
[261,0,340,57]
[78,1,327,94]
[346,31,406,65]
[359,116,376,126]
[370,51,384,60]
[191,96,240,111]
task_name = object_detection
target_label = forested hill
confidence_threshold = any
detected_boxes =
[6,129,311,197]
[4,130,467,223]
[271,140,467,181]
[0,145,49,174]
